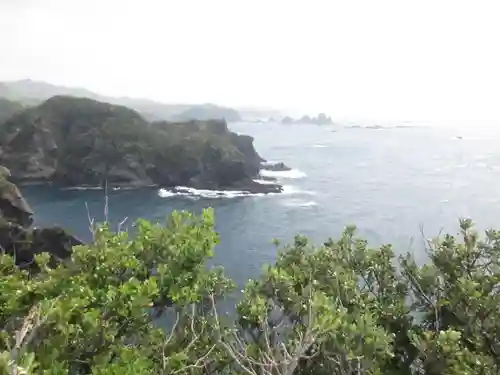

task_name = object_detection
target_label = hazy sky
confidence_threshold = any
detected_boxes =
[1,0,500,124]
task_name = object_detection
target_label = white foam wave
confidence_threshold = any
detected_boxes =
[311,144,328,148]
[158,183,315,200]
[282,199,318,208]
[62,186,144,192]
[260,168,307,179]
[281,185,316,196]
[158,186,265,200]
[62,186,103,191]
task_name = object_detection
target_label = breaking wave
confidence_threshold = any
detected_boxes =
[281,199,318,208]
[62,186,104,191]
[259,168,307,179]
[158,186,264,200]
[158,183,315,200]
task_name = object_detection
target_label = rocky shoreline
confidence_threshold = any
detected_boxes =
[0,161,293,270]
[7,162,290,195]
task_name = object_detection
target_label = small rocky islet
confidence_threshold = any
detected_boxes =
[279,113,333,125]
[0,95,291,266]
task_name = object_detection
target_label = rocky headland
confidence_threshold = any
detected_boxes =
[0,96,285,194]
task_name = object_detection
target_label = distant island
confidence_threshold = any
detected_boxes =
[0,96,286,194]
[0,79,242,122]
[278,113,333,125]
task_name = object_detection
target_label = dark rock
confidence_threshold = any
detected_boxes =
[231,133,266,173]
[0,170,83,270]
[31,226,84,263]
[0,220,82,269]
[226,178,282,194]
[0,171,34,227]
[260,162,291,172]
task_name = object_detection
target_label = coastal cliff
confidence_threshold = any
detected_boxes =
[0,96,281,194]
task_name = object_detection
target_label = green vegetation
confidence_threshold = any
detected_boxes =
[1,209,499,375]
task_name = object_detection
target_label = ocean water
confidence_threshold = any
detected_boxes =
[20,122,500,288]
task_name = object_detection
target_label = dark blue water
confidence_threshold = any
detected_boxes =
[20,123,500,287]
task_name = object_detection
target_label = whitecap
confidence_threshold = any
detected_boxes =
[281,199,318,208]
[158,189,177,198]
[281,185,316,196]
[259,168,307,179]
[311,144,328,148]
[62,186,103,191]
[298,201,318,207]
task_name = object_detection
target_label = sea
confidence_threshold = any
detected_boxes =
[20,122,500,289]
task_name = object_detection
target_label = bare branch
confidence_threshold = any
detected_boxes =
[210,276,321,375]
[85,201,96,239]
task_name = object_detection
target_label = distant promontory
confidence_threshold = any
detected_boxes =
[0,79,242,122]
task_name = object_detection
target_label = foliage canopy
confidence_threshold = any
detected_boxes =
[1,210,499,375]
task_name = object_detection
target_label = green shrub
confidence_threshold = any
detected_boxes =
[1,212,499,375]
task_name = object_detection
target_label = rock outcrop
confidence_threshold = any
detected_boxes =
[0,173,34,227]
[260,162,291,172]
[0,168,82,269]
[280,113,333,125]
[0,96,282,194]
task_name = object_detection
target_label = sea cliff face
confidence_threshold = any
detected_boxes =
[0,96,281,194]
[0,167,82,269]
